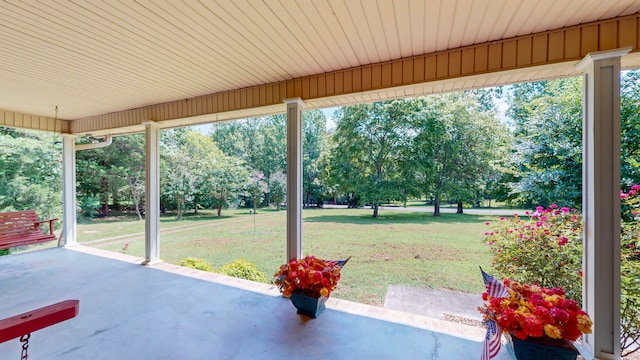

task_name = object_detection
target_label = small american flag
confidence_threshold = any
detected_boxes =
[480,319,503,360]
[480,267,508,298]
[325,256,351,269]
[479,268,507,360]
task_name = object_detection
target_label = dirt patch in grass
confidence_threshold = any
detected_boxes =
[188,237,234,247]
[419,247,462,261]
[364,253,393,262]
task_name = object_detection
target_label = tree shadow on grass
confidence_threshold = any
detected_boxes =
[304,211,495,225]
[159,211,233,224]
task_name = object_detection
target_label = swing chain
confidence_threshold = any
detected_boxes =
[19,333,30,360]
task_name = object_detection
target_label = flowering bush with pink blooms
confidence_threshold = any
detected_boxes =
[484,205,583,304]
[485,188,640,357]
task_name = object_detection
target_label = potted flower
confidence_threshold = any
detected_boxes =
[273,256,348,318]
[478,271,592,360]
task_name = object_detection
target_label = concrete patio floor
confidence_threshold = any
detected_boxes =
[0,246,513,359]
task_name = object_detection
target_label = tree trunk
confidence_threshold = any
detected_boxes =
[128,177,142,221]
[372,203,379,218]
[403,190,407,208]
[113,194,120,211]
[101,201,109,217]
[216,205,222,217]
[434,193,441,217]
[194,203,198,215]
[457,201,464,214]
[177,199,184,221]
[134,202,142,221]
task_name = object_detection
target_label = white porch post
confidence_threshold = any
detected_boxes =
[576,47,629,360]
[61,134,77,247]
[142,121,161,265]
[285,98,305,261]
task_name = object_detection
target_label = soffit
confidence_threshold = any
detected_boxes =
[1,0,640,122]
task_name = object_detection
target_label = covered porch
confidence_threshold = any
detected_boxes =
[0,246,508,359]
[2,1,640,358]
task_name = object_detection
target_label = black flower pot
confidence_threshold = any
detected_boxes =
[505,333,579,360]
[289,292,328,318]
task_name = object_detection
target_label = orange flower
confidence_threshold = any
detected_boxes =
[273,256,344,298]
[544,324,562,339]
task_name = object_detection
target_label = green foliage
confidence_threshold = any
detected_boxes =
[268,171,286,210]
[160,130,249,219]
[79,194,101,218]
[211,116,286,180]
[303,110,329,206]
[218,259,267,283]
[76,134,145,218]
[0,249,10,256]
[330,100,415,217]
[246,171,268,212]
[412,93,508,215]
[621,70,640,187]
[0,128,62,219]
[620,186,640,357]
[180,257,214,272]
[484,205,583,303]
[505,78,583,208]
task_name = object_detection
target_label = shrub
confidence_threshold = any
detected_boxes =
[0,249,10,256]
[620,186,640,358]
[180,257,214,272]
[484,205,583,304]
[486,193,640,357]
[219,259,267,283]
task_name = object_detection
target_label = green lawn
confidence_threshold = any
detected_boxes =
[82,207,498,306]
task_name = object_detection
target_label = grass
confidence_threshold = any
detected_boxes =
[82,207,499,306]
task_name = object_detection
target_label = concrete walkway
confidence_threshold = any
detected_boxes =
[384,286,483,325]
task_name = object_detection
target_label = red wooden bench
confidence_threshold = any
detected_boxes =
[0,210,58,251]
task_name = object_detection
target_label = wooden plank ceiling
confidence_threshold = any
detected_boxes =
[2,0,640,135]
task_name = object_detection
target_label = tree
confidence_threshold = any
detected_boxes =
[621,70,640,187]
[246,171,268,213]
[76,134,145,218]
[303,110,328,207]
[211,116,286,180]
[161,129,198,220]
[412,93,507,216]
[330,100,413,218]
[268,171,287,211]
[161,129,249,218]
[0,128,61,219]
[209,156,249,217]
[505,78,583,208]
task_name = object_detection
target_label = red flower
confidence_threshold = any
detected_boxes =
[479,278,592,342]
[523,316,544,338]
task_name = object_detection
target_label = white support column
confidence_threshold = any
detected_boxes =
[576,47,630,360]
[284,98,305,262]
[61,134,77,247]
[142,121,161,265]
